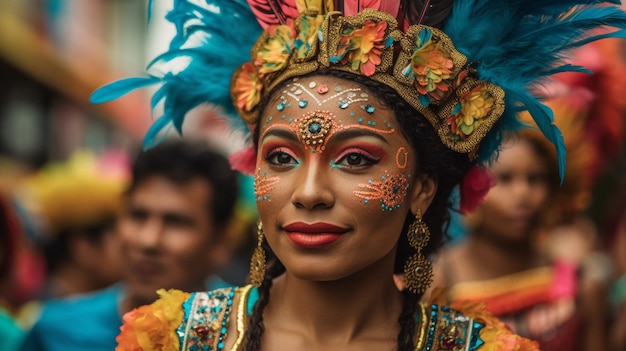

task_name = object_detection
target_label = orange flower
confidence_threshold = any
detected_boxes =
[409,29,453,100]
[233,63,263,112]
[448,85,494,138]
[254,22,295,76]
[115,289,190,351]
[331,20,389,76]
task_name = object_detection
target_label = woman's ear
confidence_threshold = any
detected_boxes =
[409,173,438,215]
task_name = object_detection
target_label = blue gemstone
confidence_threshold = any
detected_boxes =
[357,117,363,123]
[308,122,322,134]
[277,102,285,111]
[365,104,375,114]
[338,100,349,109]
[298,100,308,108]
[393,185,399,193]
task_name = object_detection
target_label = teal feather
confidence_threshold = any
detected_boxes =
[90,77,159,104]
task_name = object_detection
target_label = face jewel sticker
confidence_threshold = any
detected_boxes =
[297,110,335,152]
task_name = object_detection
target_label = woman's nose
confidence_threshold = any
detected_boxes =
[290,162,335,210]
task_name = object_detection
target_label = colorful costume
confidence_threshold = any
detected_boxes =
[444,262,580,351]
[90,0,626,350]
[115,286,538,351]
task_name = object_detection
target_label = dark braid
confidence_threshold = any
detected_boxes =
[250,71,471,350]
[242,243,285,351]
[397,290,419,351]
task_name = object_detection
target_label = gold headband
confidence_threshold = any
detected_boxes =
[231,9,505,158]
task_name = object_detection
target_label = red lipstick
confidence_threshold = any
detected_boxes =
[283,222,349,248]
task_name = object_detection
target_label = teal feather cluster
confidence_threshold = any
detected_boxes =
[443,0,626,181]
[91,0,262,149]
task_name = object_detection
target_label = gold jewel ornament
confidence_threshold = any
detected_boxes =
[231,9,505,159]
[250,220,267,287]
[403,209,433,294]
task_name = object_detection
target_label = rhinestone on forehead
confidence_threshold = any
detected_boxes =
[297,110,334,151]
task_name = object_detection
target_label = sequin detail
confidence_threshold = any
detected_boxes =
[354,173,410,211]
[420,304,485,351]
[297,111,335,152]
[179,288,235,351]
[283,83,370,108]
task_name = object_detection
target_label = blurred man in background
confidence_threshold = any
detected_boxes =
[16,150,129,299]
[20,140,239,351]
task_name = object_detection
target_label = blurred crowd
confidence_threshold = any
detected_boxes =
[1,2,626,351]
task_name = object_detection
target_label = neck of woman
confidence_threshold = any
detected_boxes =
[465,231,540,277]
[264,251,405,343]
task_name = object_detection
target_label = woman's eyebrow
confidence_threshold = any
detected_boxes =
[328,128,389,145]
[260,127,299,144]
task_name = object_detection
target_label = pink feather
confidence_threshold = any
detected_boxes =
[228,145,258,175]
[460,165,496,214]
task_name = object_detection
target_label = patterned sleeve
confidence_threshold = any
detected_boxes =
[116,289,191,351]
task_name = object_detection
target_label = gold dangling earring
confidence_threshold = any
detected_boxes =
[249,220,266,287]
[403,209,433,295]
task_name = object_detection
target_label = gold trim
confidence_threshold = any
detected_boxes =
[414,303,429,351]
[230,285,254,351]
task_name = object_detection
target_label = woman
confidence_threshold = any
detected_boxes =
[431,129,592,350]
[92,1,626,350]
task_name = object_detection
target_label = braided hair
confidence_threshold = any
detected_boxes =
[246,71,471,350]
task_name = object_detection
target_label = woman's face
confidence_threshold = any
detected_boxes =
[255,75,434,281]
[479,138,550,242]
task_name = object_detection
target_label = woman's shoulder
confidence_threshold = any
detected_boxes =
[116,285,254,351]
[418,301,540,351]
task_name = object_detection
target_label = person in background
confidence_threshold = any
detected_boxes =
[0,190,25,351]
[17,150,129,298]
[432,126,606,351]
[20,140,239,351]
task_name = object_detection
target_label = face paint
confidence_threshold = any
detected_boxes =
[254,168,281,202]
[262,110,396,154]
[255,75,422,284]
[396,147,409,169]
[353,172,411,211]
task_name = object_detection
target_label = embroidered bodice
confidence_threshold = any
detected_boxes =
[115,286,539,351]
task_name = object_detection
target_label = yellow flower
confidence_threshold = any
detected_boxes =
[115,289,190,351]
[410,31,454,100]
[332,20,388,76]
[233,63,263,112]
[295,15,324,58]
[254,23,295,76]
[448,85,494,138]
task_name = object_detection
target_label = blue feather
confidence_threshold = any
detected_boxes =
[90,77,159,103]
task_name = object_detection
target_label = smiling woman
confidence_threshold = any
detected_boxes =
[90,1,626,350]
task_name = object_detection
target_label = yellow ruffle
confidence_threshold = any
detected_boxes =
[116,289,190,351]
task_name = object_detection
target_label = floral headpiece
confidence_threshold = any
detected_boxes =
[232,9,504,158]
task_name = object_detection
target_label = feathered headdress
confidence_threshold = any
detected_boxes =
[91,0,626,209]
